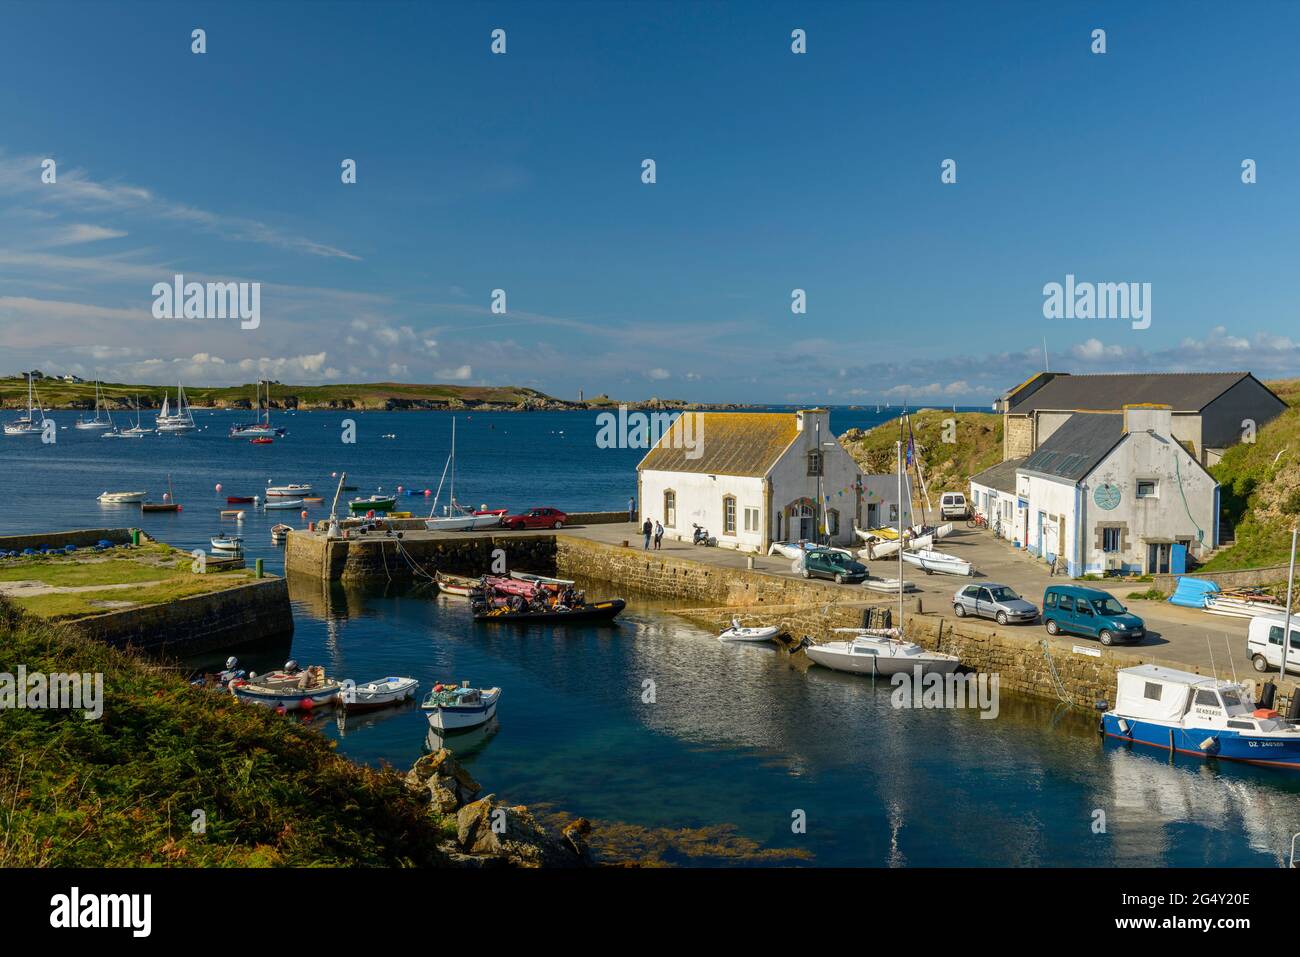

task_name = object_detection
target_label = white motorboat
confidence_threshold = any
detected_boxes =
[266,483,313,497]
[97,490,146,504]
[210,535,243,552]
[423,684,501,732]
[271,524,291,544]
[805,628,960,676]
[900,547,972,576]
[340,676,419,712]
[718,618,781,642]
[75,381,113,430]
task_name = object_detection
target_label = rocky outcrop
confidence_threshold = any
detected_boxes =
[403,750,590,867]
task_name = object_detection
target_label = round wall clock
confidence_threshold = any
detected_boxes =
[1094,483,1122,510]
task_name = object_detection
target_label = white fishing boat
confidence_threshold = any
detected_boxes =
[423,684,501,731]
[210,534,243,552]
[230,677,341,711]
[805,628,960,676]
[271,524,291,544]
[900,547,972,576]
[424,417,498,531]
[3,374,48,436]
[340,676,419,712]
[266,483,313,497]
[156,382,196,433]
[97,490,146,504]
[75,381,113,430]
[718,618,781,642]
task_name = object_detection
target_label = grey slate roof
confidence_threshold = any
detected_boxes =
[1019,413,1124,482]
[1006,372,1253,413]
[969,457,1025,495]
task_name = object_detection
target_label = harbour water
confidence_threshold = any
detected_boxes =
[4,408,1300,866]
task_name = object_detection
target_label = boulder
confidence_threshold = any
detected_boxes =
[404,748,481,812]
[456,795,587,868]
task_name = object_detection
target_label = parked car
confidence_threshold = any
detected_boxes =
[940,492,968,520]
[1247,615,1300,674]
[801,549,868,584]
[502,507,568,530]
[953,583,1038,625]
[1042,585,1144,645]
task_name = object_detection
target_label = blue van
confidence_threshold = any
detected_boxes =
[1042,585,1145,646]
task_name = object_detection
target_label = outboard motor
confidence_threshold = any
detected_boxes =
[1258,680,1277,711]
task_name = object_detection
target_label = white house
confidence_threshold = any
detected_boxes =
[636,409,912,553]
[969,457,1026,546]
[1014,405,1219,576]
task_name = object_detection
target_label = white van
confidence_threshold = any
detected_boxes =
[1247,615,1300,674]
[940,492,968,520]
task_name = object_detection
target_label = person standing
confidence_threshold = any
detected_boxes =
[642,517,652,550]
[654,520,664,550]
[628,496,636,522]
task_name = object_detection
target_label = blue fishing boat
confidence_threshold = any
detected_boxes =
[1102,664,1300,768]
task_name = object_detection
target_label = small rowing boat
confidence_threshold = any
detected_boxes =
[769,541,855,560]
[250,437,273,445]
[350,494,397,513]
[210,534,243,552]
[230,665,340,711]
[509,571,576,587]
[263,498,305,510]
[226,496,255,504]
[423,684,501,732]
[436,571,482,597]
[718,618,781,642]
[900,548,972,576]
[271,524,291,544]
[341,676,419,712]
[862,576,918,593]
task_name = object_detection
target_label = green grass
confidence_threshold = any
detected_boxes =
[1201,383,1300,572]
[0,598,450,866]
[839,410,1004,495]
[10,576,256,620]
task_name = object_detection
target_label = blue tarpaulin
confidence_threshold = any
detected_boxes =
[1169,577,1219,608]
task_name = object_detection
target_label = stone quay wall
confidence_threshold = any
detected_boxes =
[0,527,134,551]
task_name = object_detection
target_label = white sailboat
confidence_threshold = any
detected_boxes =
[75,380,113,430]
[156,381,196,433]
[229,380,284,438]
[123,394,153,435]
[425,418,500,531]
[3,373,49,436]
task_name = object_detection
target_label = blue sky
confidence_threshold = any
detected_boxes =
[1,0,1298,404]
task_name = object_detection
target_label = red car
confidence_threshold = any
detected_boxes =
[502,507,568,530]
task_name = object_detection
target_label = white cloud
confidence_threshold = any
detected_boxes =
[647,368,671,380]
[43,224,128,246]
[435,365,472,381]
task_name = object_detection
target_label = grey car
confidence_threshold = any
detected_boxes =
[953,583,1038,625]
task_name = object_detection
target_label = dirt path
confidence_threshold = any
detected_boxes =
[0,578,167,597]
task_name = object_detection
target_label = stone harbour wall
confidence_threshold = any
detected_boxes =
[284,530,558,584]
[0,527,134,552]
[67,577,294,657]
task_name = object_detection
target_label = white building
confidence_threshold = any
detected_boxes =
[636,409,912,553]
[1011,405,1218,576]
[968,457,1026,546]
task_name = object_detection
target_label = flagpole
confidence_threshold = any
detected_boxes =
[1280,527,1298,681]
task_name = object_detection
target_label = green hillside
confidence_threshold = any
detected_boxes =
[1202,379,1300,571]
[839,410,1004,497]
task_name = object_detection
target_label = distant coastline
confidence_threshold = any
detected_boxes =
[0,373,757,413]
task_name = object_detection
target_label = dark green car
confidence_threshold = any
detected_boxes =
[801,549,868,584]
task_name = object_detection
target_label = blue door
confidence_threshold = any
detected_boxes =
[1171,543,1187,575]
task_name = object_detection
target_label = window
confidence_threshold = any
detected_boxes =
[663,490,676,528]
[1102,527,1120,553]
[1193,690,1221,709]
[962,585,980,598]
[1136,480,1158,499]
[743,507,759,532]
[888,504,898,523]
[978,588,992,602]
[807,450,823,476]
[1143,682,1162,701]
[1267,625,1300,650]
[1228,720,1256,730]
[1059,595,1075,612]
[826,509,840,535]
[1045,593,1058,609]
[723,495,736,535]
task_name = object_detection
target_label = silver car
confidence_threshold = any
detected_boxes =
[953,583,1038,625]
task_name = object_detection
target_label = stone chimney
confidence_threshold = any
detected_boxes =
[1122,404,1173,436]
[796,408,829,434]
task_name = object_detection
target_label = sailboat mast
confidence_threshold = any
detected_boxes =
[450,417,457,509]
[897,440,904,635]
